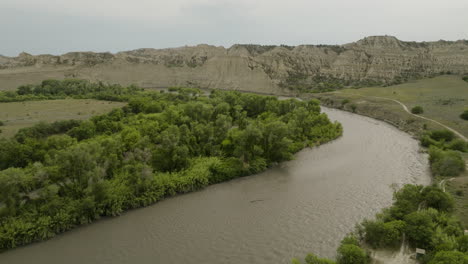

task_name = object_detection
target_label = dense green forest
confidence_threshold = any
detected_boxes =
[0,79,342,251]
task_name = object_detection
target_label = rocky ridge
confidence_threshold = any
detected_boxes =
[1,36,467,93]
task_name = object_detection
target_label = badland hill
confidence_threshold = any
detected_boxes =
[1,36,467,93]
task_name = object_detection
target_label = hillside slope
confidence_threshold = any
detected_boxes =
[1,36,468,93]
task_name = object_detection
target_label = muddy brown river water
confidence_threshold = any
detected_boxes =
[0,107,431,264]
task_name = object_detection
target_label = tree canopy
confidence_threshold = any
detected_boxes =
[0,81,343,251]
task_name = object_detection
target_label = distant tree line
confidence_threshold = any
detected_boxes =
[0,79,142,102]
[0,80,343,251]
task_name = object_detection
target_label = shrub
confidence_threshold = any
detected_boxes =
[429,147,466,177]
[411,106,424,114]
[404,210,436,248]
[362,220,406,248]
[421,186,455,212]
[421,134,442,148]
[350,104,357,113]
[304,254,337,264]
[0,120,4,126]
[336,244,368,264]
[429,130,455,142]
[447,139,468,152]
[461,110,468,120]
[429,251,468,264]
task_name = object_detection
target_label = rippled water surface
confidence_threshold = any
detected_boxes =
[0,107,431,264]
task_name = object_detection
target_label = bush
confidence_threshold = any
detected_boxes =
[336,244,368,264]
[411,106,424,114]
[422,186,455,212]
[404,210,436,248]
[429,130,455,142]
[429,147,466,177]
[362,220,405,248]
[429,251,468,264]
[0,120,4,126]
[341,99,350,107]
[304,254,336,264]
[447,139,468,152]
[461,110,468,120]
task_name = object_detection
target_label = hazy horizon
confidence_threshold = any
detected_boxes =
[2,0,468,56]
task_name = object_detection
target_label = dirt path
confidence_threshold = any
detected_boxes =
[439,178,456,192]
[334,92,468,142]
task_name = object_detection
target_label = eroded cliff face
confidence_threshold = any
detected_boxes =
[1,36,467,93]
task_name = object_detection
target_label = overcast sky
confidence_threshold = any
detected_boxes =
[1,0,468,56]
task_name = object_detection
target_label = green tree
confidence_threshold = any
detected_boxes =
[262,120,293,162]
[362,220,405,248]
[404,210,436,248]
[422,186,455,212]
[388,184,423,219]
[67,121,96,141]
[152,126,189,172]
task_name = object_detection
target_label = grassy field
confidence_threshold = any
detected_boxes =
[446,161,468,226]
[0,99,126,138]
[340,75,468,138]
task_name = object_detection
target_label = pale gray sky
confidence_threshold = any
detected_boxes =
[2,0,468,56]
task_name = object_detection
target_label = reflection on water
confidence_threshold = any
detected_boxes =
[0,107,430,264]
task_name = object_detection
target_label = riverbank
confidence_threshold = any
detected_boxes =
[306,90,468,226]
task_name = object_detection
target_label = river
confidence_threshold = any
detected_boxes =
[0,107,431,264]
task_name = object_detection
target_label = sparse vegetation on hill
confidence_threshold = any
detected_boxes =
[2,37,468,93]
[312,75,468,151]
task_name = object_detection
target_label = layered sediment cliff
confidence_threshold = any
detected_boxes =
[1,36,467,93]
